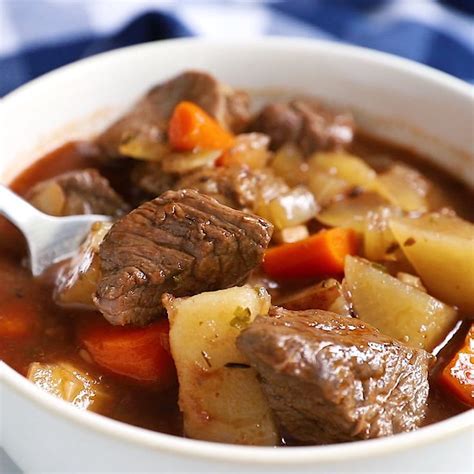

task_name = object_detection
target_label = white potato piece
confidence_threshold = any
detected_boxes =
[165,286,277,445]
[390,213,474,314]
[28,181,66,216]
[345,256,458,351]
[309,151,377,190]
[27,361,111,413]
[55,221,112,306]
[271,143,308,186]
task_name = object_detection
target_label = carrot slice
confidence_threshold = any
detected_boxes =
[0,297,41,340]
[168,101,234,151]
[439,324,473,407]
[263,228,358,279]
[77,315,176,386]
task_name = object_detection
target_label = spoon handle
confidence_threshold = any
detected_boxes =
[0,184,46,233]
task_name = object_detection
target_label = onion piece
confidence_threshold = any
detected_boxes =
[316,192,391,232]
[376,164,429,212]
[161,149,221,174]
[118,134,170,161]
[221,133,270,169]
[273,225,309,244]
[257,186,318,230]
[308,170,351,207]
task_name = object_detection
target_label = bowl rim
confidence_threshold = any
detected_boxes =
[1,37,473,465]
[3,362,473,465]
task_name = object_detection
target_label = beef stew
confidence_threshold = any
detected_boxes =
[1,71,472,446]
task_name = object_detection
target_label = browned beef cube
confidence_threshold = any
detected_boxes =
[97,71,250,158]
[176,166,288,212]
[249,99,354,155]
[94,189,272,326]
[237,306,434,443]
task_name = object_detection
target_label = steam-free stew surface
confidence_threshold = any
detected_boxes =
[1,136,470,443]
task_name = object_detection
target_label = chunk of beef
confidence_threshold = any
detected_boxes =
[176,166,288,212]
[27,169,129,217]
[94,189,273,326]
[97,71,250,158]
[131,162,178,198]
[249,98,354,155]
[237,306,433,443]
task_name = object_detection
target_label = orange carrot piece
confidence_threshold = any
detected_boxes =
[77,316,176,386]
[168,101,234,151]
[0,298,41,340]
[439,324,473,407]
[263,228,358,279]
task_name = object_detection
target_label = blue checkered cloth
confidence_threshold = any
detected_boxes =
[0,0,473,98]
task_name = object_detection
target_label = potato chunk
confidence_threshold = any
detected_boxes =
[27,361,110,413]
[164,286,277,445]
[390,213,474,314]
[309,151,377,190]
[345,256,457,351]
[55,221,112,306]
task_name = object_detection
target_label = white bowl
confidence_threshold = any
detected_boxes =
[0,38,473,474]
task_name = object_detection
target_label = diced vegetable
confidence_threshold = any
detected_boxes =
[27,361,111,412]
[316,192,391,233]
[161,149,221,174]
[273,225,309,244]
[308,170,351,207]
[218,133,271,169]
[363,208,400,261]
[0,297,41,340]
[118,134,170,161]
[277,278,351,316]
[164,286,277,445]
[396,272,427,292]
[309,151,377,190]
[439,324,473,407]
[271,143,308,186]
[376,164,429,212]
[390,213,474,314]
[168,101,234,151]
[28,181,66,216]
[77,316,176,386]
[263,227,358,279]
[256,186,317,230]
[56,222,112,307]
[345,256,458,351]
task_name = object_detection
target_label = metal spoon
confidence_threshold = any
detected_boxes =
[0,185,111,276]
